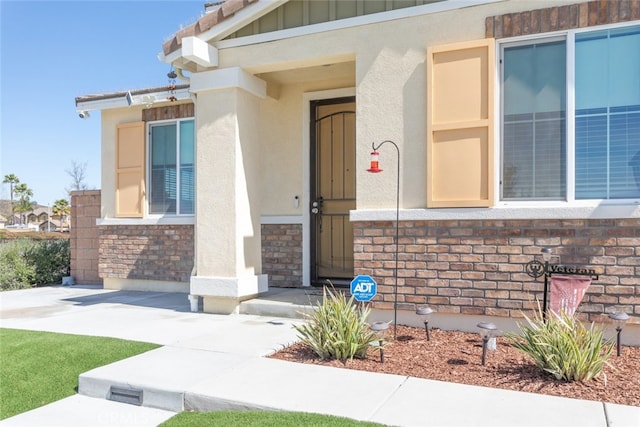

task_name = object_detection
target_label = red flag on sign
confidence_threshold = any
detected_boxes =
[549,275,591,317]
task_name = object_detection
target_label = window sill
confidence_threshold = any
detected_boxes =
[351,203,640,222]
[98,216,195,226]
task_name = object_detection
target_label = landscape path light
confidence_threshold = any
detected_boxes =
[366,140,400,340]
[370,321,390,363]
[416,306,434,341]
[476,321,497,366]
[608,312,629,357]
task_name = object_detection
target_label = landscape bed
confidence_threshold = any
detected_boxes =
[270,325,640,407]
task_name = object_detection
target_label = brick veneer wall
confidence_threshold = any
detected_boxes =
[99,224,194,282]
[485,0,640,39]
[354,219,640,324]
[262,223,303,287]
[70,190,102,285]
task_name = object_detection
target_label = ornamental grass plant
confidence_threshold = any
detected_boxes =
[506,306,614,382]
[293,285,380,361]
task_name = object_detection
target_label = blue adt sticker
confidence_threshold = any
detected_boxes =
[350,275,377,302]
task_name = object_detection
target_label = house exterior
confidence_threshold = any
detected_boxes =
[76,0,639,338]
[0,204,64,231]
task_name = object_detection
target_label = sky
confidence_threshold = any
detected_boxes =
[0,0,207,206]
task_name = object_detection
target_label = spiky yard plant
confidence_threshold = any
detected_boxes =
[506,306,614,382]
[293,285,380,361]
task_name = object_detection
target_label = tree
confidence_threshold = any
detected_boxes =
[13,183,33,226]
[65,160,89,195]
[52,198,71,231]
[3,174,20,224]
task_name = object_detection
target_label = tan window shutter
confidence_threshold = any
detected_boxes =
[427,38,495,207]
[116,122,145,217]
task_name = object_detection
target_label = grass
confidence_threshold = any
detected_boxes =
[0,328,159,420]
[1,328,383,426]
[161,410,384,426]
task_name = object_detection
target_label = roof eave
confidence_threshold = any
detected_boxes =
[75,85,191,112]
[159,0,289,66]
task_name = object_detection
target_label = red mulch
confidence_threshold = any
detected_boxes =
[270,325,640,407]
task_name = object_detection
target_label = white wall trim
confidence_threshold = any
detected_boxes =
[97,217,195,226]
[351,205,640,222]
[189,67,267,98]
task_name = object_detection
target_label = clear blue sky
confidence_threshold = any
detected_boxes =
[1,0,205,206]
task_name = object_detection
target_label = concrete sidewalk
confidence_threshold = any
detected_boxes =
[1,286,638,427]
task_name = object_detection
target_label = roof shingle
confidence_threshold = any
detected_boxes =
[162,0,259,56]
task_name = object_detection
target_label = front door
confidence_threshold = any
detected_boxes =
[310,97,356,285]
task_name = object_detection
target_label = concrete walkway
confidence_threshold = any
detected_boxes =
[0,286,638,427]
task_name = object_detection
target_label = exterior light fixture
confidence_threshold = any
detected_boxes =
[370,321,390,363]
[416,306,434,341]
[366,140,400,339]
[608,312,630,357]
[540,247,552,319]
[525,247,553,320]
[476,321,497,366]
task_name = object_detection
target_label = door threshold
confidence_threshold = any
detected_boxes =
[311,279,350,288]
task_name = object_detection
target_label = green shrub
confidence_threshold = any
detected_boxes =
[506,308,613,382]
[0,239,70,290]
[25,239,70,285]
[0,240,35,290]
[293,285,380,361]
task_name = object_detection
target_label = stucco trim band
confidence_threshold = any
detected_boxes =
[190,274,268,299]
[189,67,267,98]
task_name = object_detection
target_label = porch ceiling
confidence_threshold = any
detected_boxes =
[256,61,355,86]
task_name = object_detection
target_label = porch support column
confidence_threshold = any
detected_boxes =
[189,67,268,314]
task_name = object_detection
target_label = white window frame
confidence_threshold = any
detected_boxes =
[146,117,195,218]
[496,21,640,209]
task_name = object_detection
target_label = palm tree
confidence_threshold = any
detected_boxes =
[13,183,33,226]
[52,198,71,231]
[3,174,20,224]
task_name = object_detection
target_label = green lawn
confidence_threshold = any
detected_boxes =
[162,410,383,426]
[0,328,159,420]
[1,328,383,426]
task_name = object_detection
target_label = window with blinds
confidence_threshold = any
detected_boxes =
[149,119,195,215]
[500,24,640,202]
[502,40,566,200]
[575,26,640,200]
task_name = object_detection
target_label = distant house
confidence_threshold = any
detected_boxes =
[0,214,6,229]
[75,0,639,342]
[0,203,69,231]
[27,208,50,225]
[38,219,64,232]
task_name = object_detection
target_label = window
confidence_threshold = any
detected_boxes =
[501,24,640,202]
[149,119,194,215]
[575,26,640,199]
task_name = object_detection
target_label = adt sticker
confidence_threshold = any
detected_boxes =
[350,275,377,302]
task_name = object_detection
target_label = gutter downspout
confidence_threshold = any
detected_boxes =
[175,66,190,83]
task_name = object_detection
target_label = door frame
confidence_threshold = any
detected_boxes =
[302,88,356,286]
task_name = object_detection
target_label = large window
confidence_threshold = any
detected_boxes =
[501,24,640,202]
[149,119,194,215]
[575,26,640,199]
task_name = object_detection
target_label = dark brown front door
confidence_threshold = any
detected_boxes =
[310,97,356,285]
